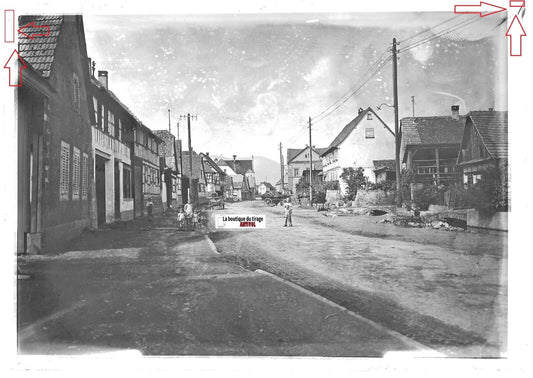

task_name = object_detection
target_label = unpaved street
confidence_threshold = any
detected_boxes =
[18,214,428,356]
[209,200,507,357]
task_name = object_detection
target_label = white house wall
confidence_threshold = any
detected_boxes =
[338,115,395,182]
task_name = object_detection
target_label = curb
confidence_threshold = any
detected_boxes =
[204,235,219,254]
[254,269,444,357]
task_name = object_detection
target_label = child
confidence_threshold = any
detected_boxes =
[177,209,185,229]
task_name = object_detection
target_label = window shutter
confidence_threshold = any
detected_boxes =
[60,141,71,200]
[73,147,81,198]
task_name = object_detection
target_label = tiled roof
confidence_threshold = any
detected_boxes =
[401,116,465,146]
[468,111,508,159]
[322,107,393,156]
[287,147,328,164]
[18,15,64,78]
[222,159,254,175]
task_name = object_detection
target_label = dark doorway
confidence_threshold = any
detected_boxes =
[114,161,121,219]
[95,155,107,226]
[134,165,143,218]
[181,177,189,205]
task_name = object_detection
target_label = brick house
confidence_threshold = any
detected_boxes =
[17,15,94,254]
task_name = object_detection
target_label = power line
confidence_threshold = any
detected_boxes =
[311,47,391,121]
[399,15,485,54]
[312,56,392,125]
[399,14,462,44]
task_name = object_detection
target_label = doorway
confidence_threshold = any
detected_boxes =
[95,155,107,226]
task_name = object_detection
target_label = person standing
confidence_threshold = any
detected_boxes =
[283,198,293,227]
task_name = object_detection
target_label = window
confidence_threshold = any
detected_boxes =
[123,165,132,198]
[82,153,89,199]
[101,106,106,131]
[60,141,70,201]
[72,147,81,199]
[294,168,299,176]
[365,128,375,139]
[93,97,98,126]
[367,112,373,120]
[118,118,123,141]
[73,73,81,114]
[108,111,115,137]
[205,172,213,183]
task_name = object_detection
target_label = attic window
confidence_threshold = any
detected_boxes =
[365,128,375,139]
[367,112,373,120]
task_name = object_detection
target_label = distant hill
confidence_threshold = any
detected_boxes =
[253,156,280,186]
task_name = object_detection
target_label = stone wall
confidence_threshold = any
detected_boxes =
[354,189,396,207]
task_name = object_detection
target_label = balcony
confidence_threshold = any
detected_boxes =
[134,143,159,166]
[92,126,130,162]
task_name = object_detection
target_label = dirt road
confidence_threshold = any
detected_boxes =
[208,200,507,357]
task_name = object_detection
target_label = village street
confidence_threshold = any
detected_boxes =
[209,200,507,357]
[17,211,431,357]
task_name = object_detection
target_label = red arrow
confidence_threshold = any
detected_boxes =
[17,21,50,39]
[454,2,506,17]
[4,49,27,87]
[506,15,526,56]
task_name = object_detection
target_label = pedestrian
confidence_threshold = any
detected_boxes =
[146,198,154,220]
[184,202,193,228]
[192,210,199,229]
[283,198,293,227]
[177,208,185,229]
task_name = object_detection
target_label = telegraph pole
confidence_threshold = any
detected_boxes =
[279,142,284,192]
[411,95,415,117]
[392,38,402,206]
[168,109,171,132]
[180,113,197,204]
[308,117,313,205]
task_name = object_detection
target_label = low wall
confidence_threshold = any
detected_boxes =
[354,189,396,207]
[467,209,508,232]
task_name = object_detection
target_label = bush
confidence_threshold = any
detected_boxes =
[340,167,369,201]
[296,179,338,204]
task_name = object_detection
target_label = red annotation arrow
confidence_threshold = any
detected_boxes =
[17,21,50,39]
[506,15,526,56]
[454,2,507,17]
[4,49,27,87]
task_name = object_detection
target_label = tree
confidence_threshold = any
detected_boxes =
[340,167,369,200]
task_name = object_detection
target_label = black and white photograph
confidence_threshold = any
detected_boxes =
[2,0,531,375]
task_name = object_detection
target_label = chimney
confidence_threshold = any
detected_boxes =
[451,105,460,120]
[98,70,108,90]
[488,107,494,112]
[358,107,364,114]
[233,155,237,172]
[206,152,209,156]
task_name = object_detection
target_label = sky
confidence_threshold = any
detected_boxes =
[83,12,507,161]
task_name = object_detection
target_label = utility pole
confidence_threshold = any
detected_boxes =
[168,109,171,132]
[411,95,415,117]
[180,113,198,204]
[177,122,183,178]
[308,117,313,205]
[392,38,402,206]
[279,142,285,192]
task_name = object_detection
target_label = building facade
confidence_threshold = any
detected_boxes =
[286,147,326,193]
[153,130,181,210]
[400,106,465,187]
[17,15,94,253]
[320,107,395,195]
[89,71,136,225]
[132,124,163,217]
